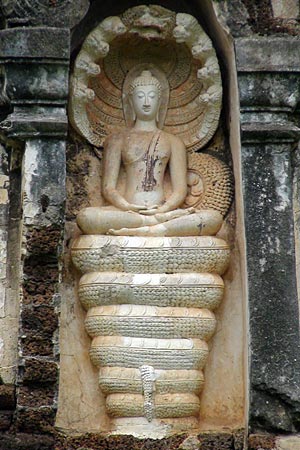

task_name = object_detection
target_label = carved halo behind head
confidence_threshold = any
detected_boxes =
[122,64,169,129]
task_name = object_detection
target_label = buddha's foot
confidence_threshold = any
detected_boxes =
[155,208,195,223]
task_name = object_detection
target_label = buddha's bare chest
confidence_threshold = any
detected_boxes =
[122,132,171,166]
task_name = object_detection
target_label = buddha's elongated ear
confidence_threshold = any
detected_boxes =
[128,95,136,122]
[156,98,161,123]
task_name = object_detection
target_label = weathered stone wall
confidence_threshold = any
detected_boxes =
[0,1,299,449]
[0,17,71,450]
[235,36,300,446]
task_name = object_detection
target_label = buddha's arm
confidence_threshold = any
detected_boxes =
[102,135,132,211]
[157,135,188,213]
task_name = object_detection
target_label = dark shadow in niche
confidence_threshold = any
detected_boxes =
[0,68,12,123]
[40,194,50,213]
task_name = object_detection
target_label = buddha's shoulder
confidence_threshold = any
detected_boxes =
[160,130,185,147]
[104,129,129,146]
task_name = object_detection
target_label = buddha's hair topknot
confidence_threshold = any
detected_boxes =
[129,70,162,97]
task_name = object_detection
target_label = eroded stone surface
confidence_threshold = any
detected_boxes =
[237,36,300,433]
[1,0,296,444]
[1,0,89,28]
[271,0,299,19]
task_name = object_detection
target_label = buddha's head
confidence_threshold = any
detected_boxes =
[129,70,162,122]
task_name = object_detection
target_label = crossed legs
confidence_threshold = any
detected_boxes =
[77,207,223,237]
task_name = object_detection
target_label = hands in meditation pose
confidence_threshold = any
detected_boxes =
[77,70,223,237]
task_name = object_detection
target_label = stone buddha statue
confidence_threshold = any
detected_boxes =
[77,69,223,237]
[69,11,234,435]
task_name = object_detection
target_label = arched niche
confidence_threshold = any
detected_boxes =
[56,0,247,438]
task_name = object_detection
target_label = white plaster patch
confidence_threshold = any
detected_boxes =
[110,417,172,439]
[273,156,290,212]
[0,337,4,361]
[259,257,267,272]
[0,230,7,318]
[0,287,5,318]
[180,436,201,450]
[286,92,297,108]
[22,141,40,221]
[0,189,8,204]
[0,175,9,204]
[275,236,281,253]
[0,174,9,187]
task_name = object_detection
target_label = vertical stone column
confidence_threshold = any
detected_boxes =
[0,26,69,435]
[293,144,300,306]
[236,37,300,433]
[0,141,16,432]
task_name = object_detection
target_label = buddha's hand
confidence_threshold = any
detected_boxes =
[127,204,148,212]
[138,205,161,215]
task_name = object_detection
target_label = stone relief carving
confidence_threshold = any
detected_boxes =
[70,6,223,152]
[122,5,176,39]
[70,6,234,436]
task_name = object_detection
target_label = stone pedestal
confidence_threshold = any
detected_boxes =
[71,235,230,436]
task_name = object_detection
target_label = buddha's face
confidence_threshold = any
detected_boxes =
[131,84,160,122]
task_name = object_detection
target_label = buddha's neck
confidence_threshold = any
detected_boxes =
[133,119,158,132]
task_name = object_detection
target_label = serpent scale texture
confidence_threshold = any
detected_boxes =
[71,235,230,422]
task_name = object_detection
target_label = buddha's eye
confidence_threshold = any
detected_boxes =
[148,91,156,99]
[136,91,145,99]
